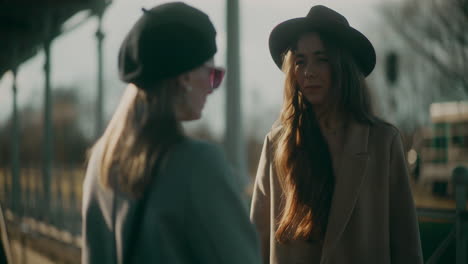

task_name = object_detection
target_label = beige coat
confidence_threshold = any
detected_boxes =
[250,120,423,264]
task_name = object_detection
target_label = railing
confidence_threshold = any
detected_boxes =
[418,166,468,264]
[0,167,83,247]
[1,165,467,263]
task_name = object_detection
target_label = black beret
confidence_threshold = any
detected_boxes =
[118,2,217,88]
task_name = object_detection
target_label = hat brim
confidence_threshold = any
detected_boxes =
[269,17,376,77]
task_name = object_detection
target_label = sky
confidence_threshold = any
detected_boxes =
[0,0,402,140]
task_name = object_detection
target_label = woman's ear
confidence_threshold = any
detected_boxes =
[177,72,191,90]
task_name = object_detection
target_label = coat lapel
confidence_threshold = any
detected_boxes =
[320,121,370,264]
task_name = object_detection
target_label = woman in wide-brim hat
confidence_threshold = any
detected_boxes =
[81,2,261,264]
[250,5,423,264]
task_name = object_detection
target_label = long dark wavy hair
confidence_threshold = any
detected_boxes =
[274,32,377,243]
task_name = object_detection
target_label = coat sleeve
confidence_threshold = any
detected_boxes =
[388,132,423,264]
[186,142,261,264]
[250,135,272,264]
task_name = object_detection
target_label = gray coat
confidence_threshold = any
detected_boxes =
[82,138,261,264]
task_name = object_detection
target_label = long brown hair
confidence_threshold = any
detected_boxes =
[97,80,185,198]
[274,32,376,242]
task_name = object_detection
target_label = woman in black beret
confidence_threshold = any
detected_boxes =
[81,2,261,264]
[250,5,423,264]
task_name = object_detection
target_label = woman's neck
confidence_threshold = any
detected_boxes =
[314,106,344,133]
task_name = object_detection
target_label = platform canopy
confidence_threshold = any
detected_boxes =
[0,0,110,77]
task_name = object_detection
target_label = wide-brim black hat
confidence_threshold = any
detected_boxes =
[269,5,376,77]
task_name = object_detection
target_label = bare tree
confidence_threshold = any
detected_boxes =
[382,0,467,96]
[0,87,91,167]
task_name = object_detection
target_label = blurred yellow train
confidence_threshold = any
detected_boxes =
[418,101,468,196]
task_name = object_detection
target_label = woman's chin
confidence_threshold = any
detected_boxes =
[304,96,326,106]
[180,112,202,122]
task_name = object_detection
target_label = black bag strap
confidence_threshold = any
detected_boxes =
[121,187,151,263]
[113,150,169,264]
[111,185,118,264]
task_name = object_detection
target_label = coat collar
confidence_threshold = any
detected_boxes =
[320,120,370,264]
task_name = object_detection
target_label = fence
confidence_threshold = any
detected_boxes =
[1,165,467,263]
[417,166,468,264]
[0,167,83,247]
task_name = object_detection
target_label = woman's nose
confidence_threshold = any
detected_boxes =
[304,63,317,78]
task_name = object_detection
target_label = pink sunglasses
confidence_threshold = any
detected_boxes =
[207,66,225,89]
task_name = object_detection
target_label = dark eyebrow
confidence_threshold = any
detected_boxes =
[314,50,327,56]
[294,50,327,58]
[295,53,306,59]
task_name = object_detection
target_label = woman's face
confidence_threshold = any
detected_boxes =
[176,59,220,121]
[294,32,332,107]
